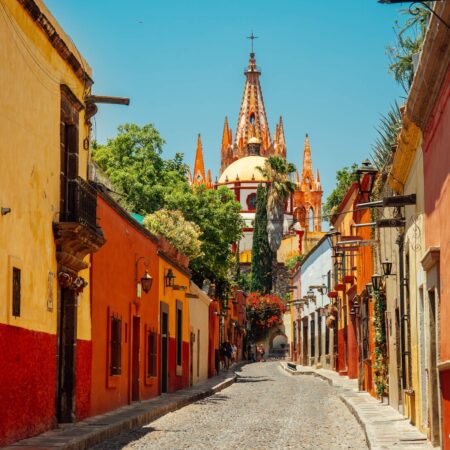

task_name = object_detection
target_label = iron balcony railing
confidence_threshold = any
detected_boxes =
[65,176,98,231]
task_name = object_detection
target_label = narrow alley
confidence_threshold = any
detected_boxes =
[91,362,367,450]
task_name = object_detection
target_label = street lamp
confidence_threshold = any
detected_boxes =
[165,268,176,287]
[135,256,153,298]
[377,0,450,30]
[355,159,378,199]
[372,274,383,292]
[382,259,393,277]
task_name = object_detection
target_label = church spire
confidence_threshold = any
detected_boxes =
[234,50,271,154]
[275,116,286,158]
[301,133,314,189]
[193,134,206,186]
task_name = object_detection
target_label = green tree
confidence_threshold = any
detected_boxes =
[251,184,273,293]
[257,157,296,254]
[164,184,244,287]
[93,123,244,293]
[143,210,203,259]
[92,123,187,213]
[322,164,358,222]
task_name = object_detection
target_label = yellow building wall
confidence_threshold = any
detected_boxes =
[0,0,92,337]
[158,257,190,341]
[402,144,426,433]
[189,282,211,385]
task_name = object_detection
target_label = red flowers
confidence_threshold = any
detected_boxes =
[246,292,286,330]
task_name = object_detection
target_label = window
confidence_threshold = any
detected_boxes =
[310,318,315,358]
[309,207,314,231]
[176,301,183,367]
[110,316,122,375]
[147,329,157,377]
[293,322,297,351]
[12,267,21,317]
[246,193,257,210]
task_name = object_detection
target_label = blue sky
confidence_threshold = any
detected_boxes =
[45,0,405,199]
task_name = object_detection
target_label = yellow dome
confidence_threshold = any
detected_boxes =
[218,156,267,183]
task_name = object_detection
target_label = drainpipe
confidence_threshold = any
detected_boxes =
[397,233,406,390]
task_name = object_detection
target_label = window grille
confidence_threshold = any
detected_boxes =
[147,330,157,377]
[110,316,122,375]
[12,267,21,317]
[176,305,183,366]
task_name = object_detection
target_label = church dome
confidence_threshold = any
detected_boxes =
[218,155,267,183]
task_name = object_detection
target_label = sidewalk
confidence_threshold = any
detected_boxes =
[4,367,241,450]
[280,362,435,450]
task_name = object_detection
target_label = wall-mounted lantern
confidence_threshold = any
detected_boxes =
[165,268,176,288]
[382,259,393,277]
[141,271,153,294]
[135,256,152,298]
[371,274,382,292]
[366,282,373,295]
[355,159,378,198]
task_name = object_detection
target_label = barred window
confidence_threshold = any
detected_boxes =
[12,267,21,317]
[176,301,183,367]
[147,330,157,377]
[110,316,122,375]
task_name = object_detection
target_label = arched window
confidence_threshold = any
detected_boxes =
[309,207,314,231]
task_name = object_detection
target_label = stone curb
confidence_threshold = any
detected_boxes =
[280,362,434,450]
[4,369,240,450]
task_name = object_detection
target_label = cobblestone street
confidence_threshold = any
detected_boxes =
[91,362,368,450]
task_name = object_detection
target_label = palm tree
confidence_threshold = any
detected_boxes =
[257,156,296,254]
[371,102,402,171]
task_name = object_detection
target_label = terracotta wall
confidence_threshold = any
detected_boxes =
[90,195,159,416]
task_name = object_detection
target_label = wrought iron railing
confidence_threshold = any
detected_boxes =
[65,176,98,231]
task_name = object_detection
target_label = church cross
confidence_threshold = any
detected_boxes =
[247,32,258,53]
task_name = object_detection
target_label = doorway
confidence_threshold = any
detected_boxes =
[302,319,308,366]
[427,288,440,445]
[131,316,140,401]
[160,302,169,393]
[56,287,77,423]
[190,331,195,387]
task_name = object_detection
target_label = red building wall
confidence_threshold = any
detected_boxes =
[0,325,56,446]
[90,194,159,417]
[423,68,450,449]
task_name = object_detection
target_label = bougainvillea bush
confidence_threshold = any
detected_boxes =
[246,292,286,337]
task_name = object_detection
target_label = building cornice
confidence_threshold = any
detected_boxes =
[17,0,93,87]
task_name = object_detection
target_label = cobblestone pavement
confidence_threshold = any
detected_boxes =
[91,362,368,450]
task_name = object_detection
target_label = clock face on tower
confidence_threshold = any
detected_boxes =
[247,193,257,211]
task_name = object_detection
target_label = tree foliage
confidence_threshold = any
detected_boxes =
[371,102,402,171]
[92,123,243,291]
[251,184,273,293]
[92,123,188,213]
[143,210,203,259]
[257,157,296,254]
[164,184,243,285]
[322,164,358,222]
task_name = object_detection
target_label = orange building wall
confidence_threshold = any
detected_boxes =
[90,195,159,416]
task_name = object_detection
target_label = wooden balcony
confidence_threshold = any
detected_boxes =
[54,177,105,273]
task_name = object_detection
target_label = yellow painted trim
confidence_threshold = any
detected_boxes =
[388,117,422,193]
